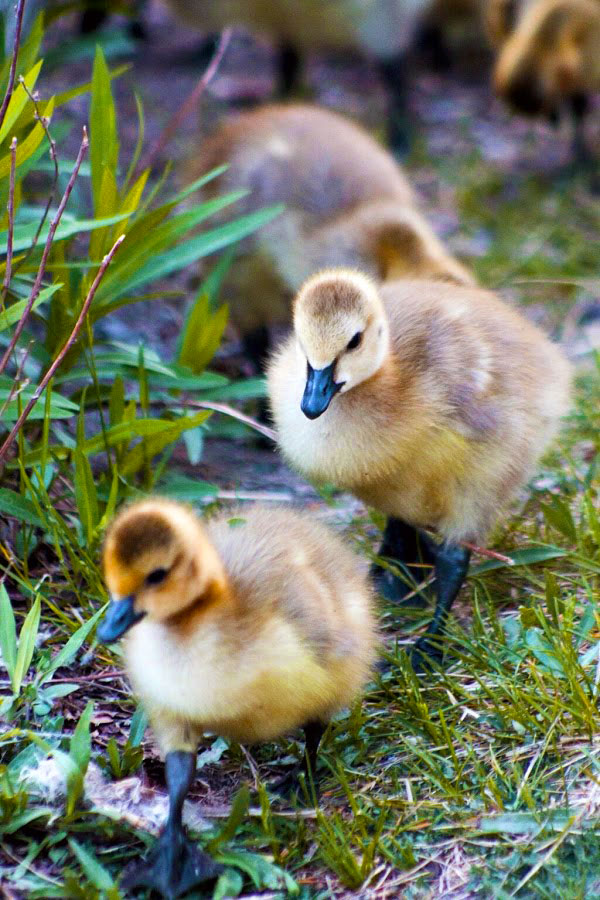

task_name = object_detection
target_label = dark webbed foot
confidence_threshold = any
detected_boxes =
[122,828,222,899]
[371,518,436,605]
[410,541,471,672]
[123,750,222,898]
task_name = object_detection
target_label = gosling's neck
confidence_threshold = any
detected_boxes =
[167,538,233,634]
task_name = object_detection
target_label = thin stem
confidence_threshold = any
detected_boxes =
[2,137,18,298]
[0,0,27,132]
[15,77,60,274]
[0,234,125,468]
[0,127,89,377]
[185,399,277,442]
[460,542,515,566]
[136,27,232,176]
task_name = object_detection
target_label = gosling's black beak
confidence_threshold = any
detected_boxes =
[97,595,145,642]
[301,362,343,420]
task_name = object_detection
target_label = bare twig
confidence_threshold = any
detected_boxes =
[136,27,232,175]
[0,234,125,467]
[2,137,18,297]
[0,0,27,132]
[460,541,515,566]
[0,127,89,377]
[187,399,277,442]
[15,77,60,272]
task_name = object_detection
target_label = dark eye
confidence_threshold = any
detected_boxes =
[347,332,363,351]
[146,567,168,586]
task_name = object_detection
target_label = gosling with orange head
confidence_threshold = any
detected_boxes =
[485,0,600,160]
[97,498,376,898]
[268,269,571,665]
[195,103,473,370]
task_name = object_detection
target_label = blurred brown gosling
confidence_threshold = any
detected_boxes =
[485,0,600,160]
[195,103,473,370]
[268,268,571,667]
[162,0,436,146]
[97,498,376,898]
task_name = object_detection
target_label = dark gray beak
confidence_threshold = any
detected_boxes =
[301,362,343,420]
[97,595,145,642]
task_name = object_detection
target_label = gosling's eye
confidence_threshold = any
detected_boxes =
[346,331,363,351]
[146,567,168,586]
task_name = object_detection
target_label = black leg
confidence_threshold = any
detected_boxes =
[377,54,411,156]
[303,720,325,779]
[371,517,436,604]
[242,325,270,375]
[415,22,452,72]
[122,750,222,899]
[569,95,600,191]
[411,542,471,670]
[80,3,109,34]
[277,42,302,97]
[270,720,326,798]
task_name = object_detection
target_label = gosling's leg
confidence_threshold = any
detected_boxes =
[277,42,302,98]
[122,750,222,899]
[270,720,326,797]
[411,542,471,670]
[242,325,271,375]
[571,93,590,166]
[371,517,436,604]
[377,54,411,156]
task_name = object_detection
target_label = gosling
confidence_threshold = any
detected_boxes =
[268,269,571,665]
[195,103,473,371]
[485,0,600,161]
[97,498,376,898]
[162,0,434,147]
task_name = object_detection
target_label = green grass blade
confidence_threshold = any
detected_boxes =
[0,583,17,686]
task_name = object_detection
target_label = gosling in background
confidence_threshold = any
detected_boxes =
[485,0,600,161]
[97,499,376,898]
[195,103,473,371]
[268,269,571,665]
[162,0,436,148]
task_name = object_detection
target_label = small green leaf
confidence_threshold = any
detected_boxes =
[69,838,116,891]
[213,868,244,899]
[541,498,577,543]
[208,786,250,853]
[40,606,106,684]
[525,628,565,678]
[70,700,94,774]
[13,596,41,695]
[74,448,99,546]
[128,705,148,747]
[0,583,17,684]
[0,488,43,527]
[0,283,61,332]
[469,545,567,576]
[90,45,119,214]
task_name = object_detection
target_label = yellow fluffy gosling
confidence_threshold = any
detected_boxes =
[195,103,473,370]
[97,498,376,898]
[485,0,600,160]
[268,269,571,664]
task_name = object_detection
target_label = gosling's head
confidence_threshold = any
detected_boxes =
[293,269,390,420]
[493,0,600,119]
[98,499,224,642]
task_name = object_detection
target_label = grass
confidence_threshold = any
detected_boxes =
[1,29,600,900]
